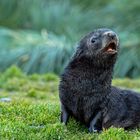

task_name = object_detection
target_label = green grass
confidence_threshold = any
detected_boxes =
[0,27,73,74]
[0,0,140,78]
[0,66,140,139]
[0,26,140,78]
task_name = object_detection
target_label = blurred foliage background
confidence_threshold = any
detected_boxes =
[0,0,140,78]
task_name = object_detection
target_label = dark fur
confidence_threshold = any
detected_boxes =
[59,28,140,132]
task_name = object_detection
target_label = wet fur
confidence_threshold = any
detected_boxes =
[59,28,140,132]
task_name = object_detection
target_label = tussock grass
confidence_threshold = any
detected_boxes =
[0,0,140,77]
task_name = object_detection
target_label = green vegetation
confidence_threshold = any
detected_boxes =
[0,66,140,139]
[0,1,140,139]
[0,27,73,74]
[0,0,140,77]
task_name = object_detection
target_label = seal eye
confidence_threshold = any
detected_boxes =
[91,38,96,43]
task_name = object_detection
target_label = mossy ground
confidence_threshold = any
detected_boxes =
[0,66,140,140]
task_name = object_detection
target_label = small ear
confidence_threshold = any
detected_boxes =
[72,44,84,60]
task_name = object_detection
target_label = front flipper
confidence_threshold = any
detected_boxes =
[88,112,102,133]
[60,103,70,125]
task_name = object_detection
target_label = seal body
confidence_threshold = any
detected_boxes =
[59,28,140,132]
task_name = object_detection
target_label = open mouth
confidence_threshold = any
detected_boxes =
[103,42,117,54]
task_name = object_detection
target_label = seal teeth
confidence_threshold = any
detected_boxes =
[106,42,117,51]
[101,41,117,54]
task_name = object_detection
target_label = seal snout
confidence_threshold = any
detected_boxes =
[102,31,119,54]
[103,31,118,41]
[106,31,116,40]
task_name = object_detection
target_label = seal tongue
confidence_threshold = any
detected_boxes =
[107,48,113,52]
[106,42,116,52]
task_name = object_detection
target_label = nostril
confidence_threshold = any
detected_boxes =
[108,32,116,40]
